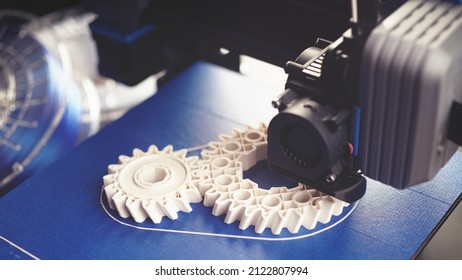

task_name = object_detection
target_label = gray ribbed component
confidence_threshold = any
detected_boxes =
[359,0,462,188]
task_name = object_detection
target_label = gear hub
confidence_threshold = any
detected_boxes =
[103,145,202,223]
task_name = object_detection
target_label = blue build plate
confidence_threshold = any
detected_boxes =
[0,62,461,259]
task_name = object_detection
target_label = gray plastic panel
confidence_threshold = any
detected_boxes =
[359,0,462,188]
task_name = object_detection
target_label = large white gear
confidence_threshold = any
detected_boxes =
[196,124,349,235]
[103,145,203,223]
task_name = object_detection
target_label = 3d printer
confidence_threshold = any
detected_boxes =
[2,0,461,203]
[82,0,462,203]
[1,0,462,260]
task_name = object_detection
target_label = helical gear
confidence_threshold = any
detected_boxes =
[102,124,349,235]
[103,145,203,223]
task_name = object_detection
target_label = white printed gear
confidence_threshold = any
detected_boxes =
[197,124,348,234]
[102,124,349,234]
[103,145,203,223]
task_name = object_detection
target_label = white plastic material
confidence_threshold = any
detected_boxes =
[196,124,348,234]
[103,124,348,234]
[103,145,202,223]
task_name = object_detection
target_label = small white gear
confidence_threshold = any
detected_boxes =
[197,124,349,235]
[103,145,202,223]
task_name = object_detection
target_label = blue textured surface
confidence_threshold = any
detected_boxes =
[0,62,461,259]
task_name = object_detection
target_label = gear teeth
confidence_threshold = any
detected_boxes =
[162,145,174,153]
[112,191,130,218]
[126,199,148,223]
[301,206,321,230]
[103,184,117,209]
[218,134,231,142]
[102,145,203,224]
[316,198,336,224]
[102,123,352,234]
[132,148,144,157]
[118,155,131,163]
[204,191,221,208]
[143,201,163,223]
[147,145,159,153]
[160,198,180,220]
[185,156,199,164]
[332,199,346,215]
[103,174,115,185]
[196,123,350,235]
[173,149,188,159]
[172,192,191,212]
[184,185,203,201]
[238,207,261,230]
[223,204,245,224]
[107,164,122,173]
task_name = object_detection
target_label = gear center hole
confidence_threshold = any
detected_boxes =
[136,164,170,188]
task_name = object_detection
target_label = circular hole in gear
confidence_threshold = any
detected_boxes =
[233,189,252,202]
[244,131,263,142]
[223,142,241,153]
[211,157,230,169]
[136,164,169,186]
[214,174,234,186]
[293,191,312,204]
[262,196,281,208]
